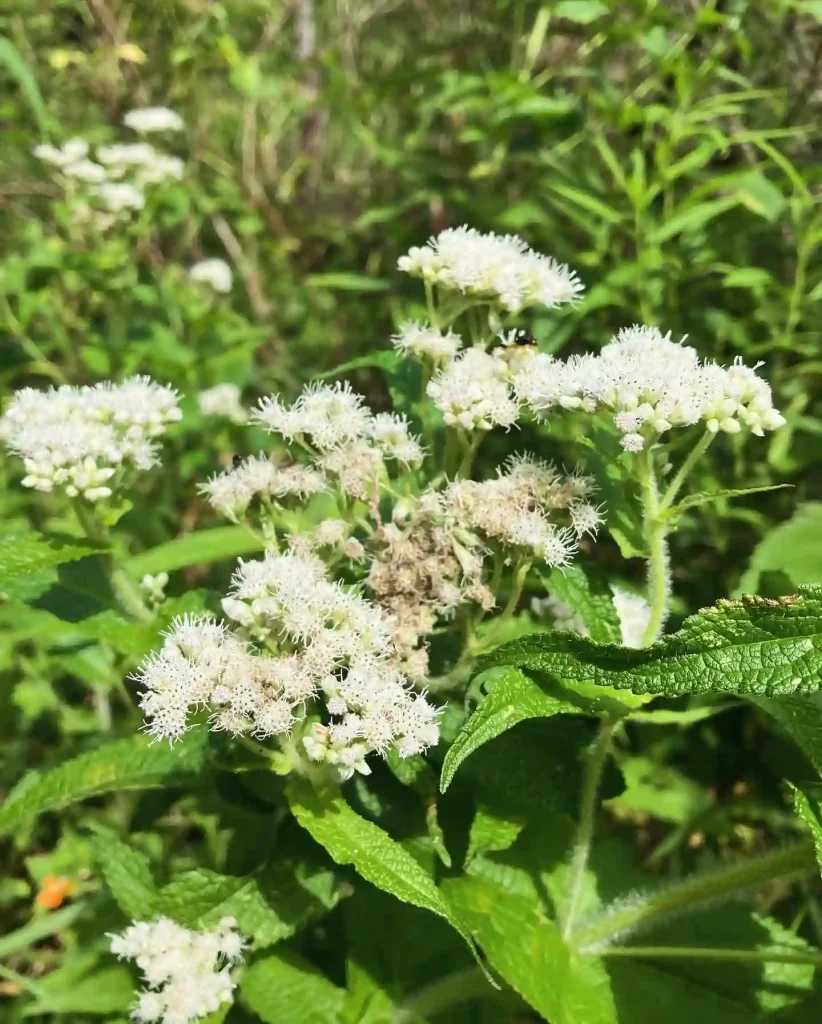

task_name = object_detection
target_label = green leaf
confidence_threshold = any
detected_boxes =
[88,825,159,920]
[153,851,342,949]
[752,695,822,776]
[0,731,209,836]
[735,170,786,222]
[0,36,53,135]
[440,666,579,792]
[305,272,388,292]
[240,951,345,1024]
[286,780,477,954]
[479,587,822,698]
[738,503,822,594]
[554,0,609,23]
[317,350,401,380]
[649,197,738,243]
[670,484,791,520]
[543,563,622,643]
[125,526,265,577]
[34,554,117,622]
[0,530,96,602]
[443,875,616,1023]
[793,786,822,870]
[23,961,134,1016]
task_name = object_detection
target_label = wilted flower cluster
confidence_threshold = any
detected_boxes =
[33,108,185,219]
[110,916,243,1024]
[135,550,441,778]
[514,325,785,452]
[446,455,600,567]
[0,377,180,500]
[398,226,584,313]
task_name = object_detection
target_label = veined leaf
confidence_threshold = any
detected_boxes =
[152,851,342,949]
[286,780,477,956]
[89,824,159,920]
[0,731,209,836]
[0,530,96,602]
[440,667,579,792]
[125,526,264,576]
[542,564,622,643]
[479,588,822,698]
[240,951,345,1024]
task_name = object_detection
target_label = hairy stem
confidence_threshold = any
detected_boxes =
[599,945,822,966]
[572,841,816,953]
[393,966,490,1023]
[640,449,670,646]
[561,714,622,940]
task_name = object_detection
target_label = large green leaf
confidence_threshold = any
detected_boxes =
[738,503,822,595]
[125,525,264,577]
[0,731,209,836]
[0,529,96,602]
[286,780,476,954]
[440,666,579,792]
[479,588,822,697]
[752,695,822,776]
[240,952,345,1024]
[152,853,342,949]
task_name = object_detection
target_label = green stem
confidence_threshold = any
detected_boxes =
[456,430,483,479]
[561,714,622,940]
[393,966,490,1023]
[599,945,822,967]
[659,431,714,513]
[639,449,670,647]
[573,841,816,953]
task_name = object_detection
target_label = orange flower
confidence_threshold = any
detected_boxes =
[36,875,76,910]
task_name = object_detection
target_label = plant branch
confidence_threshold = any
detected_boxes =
[659,430,714,512]
[572,841,816,953]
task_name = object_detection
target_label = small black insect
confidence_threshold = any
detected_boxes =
[512,329,537,346]
[231,453,245,468]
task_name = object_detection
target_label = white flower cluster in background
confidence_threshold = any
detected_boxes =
[189,259,233,294]
[534,585,651,648]
[398,226,583,312]
[446,455,600,567]
[135,550,440,777]
[110,916,243,1024]
[197,383,247,423]
[253,382,423,504]
[514,325,785,452]
[0,377,181,501]
[33,108,185,219]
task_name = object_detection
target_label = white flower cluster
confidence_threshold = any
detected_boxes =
[253,383,423,503]
[110,916,243,1024]
[197,383,247,424]
[398,226,583,313]
[427,346,519,431]
[199,454,325,514]
[515,325,785,452]
[0,377,181,500]
[189,259,233,294]
[446,455,600,567]
[392,321,462,362]
[136,551,440,777]
[33,109,185,218]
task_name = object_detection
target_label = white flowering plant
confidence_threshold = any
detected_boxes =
[2,226,822,1024]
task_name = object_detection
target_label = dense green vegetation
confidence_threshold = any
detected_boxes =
[2,2,822,1022]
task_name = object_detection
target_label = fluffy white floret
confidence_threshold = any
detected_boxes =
[197,383,247,424]
[124,107,185,133]
[1,376,180,501]
[189,259,232,294]
[398,226,583,313]
[392,322,462,362]
[110,916,244,1024]
[427,347,519,431]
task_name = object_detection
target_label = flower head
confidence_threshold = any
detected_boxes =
[189,259,232,294]
[392,322,462,362]
[197,383,247,424]
[33,138,89,167]
[0,377,180,501]
[110,916,244,1024]
[124,107,185,133]
[398,226,583,313]
[427,347,519,431]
